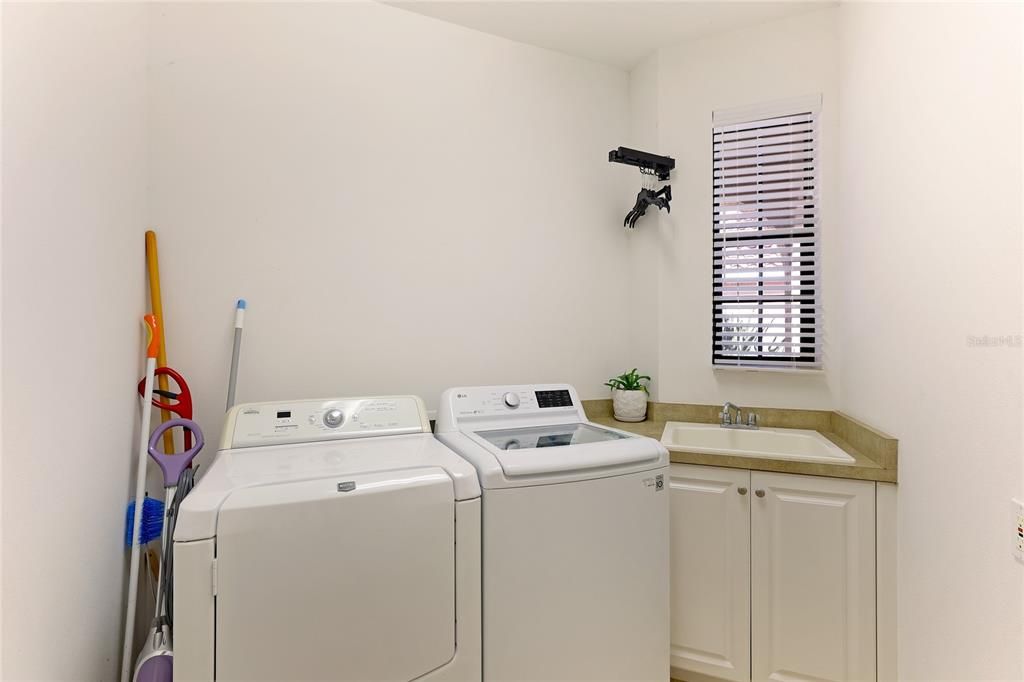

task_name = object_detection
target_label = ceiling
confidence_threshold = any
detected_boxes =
[385,1,832,70]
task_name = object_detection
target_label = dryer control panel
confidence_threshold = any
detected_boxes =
[222,396,430,449]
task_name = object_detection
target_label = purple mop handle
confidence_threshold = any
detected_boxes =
[148,418,204,487]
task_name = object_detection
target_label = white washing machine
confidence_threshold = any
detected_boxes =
[173,396,481,682]
[434,384,669,682]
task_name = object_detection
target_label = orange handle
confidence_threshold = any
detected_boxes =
[143,314,160,359]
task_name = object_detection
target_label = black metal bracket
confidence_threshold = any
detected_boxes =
[608,146,675,181]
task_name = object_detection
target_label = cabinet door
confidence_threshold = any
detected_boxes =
[670,464,751,682]
[751,472,875,682]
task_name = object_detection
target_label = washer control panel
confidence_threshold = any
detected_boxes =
[444,385,582,421]
[223,396,429,449]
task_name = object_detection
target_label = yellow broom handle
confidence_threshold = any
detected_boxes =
[145,230,174,454]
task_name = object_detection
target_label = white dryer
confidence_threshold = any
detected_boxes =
[434,384,669,682]
[173,396,481,682]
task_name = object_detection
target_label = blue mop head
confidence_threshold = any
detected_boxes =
[125,496,165,547]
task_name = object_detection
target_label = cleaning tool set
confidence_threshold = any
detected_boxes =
[132,418,204,682]
[123,230,204,680]
[121,315,160,682]
[124,236,249,677]
[127,364,194,587]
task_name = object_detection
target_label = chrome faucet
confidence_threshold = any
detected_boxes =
[720,401,759,430]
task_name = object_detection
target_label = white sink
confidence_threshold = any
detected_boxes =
[660,421,855,464]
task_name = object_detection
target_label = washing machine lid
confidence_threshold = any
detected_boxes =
[476,422,632,450]
[466,422,662,478]
[434,385,666,487]
[175,433,480,542]
[213,467,456,681]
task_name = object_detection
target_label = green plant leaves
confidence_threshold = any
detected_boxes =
[606,368,651,393]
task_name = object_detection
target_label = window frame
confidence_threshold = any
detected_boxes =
[711,96,822,370]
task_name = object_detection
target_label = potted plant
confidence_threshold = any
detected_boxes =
[604,368,651,422]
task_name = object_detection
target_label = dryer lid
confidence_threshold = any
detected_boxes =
[174,433,480,541]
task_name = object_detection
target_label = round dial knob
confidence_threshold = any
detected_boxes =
[503,392,520,409]
[323,408,345,428]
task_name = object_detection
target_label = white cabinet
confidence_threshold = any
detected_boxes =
[669,465,750,682]
[750,471,876,682]
[670,465,876,682]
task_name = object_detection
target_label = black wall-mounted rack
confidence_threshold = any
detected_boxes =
[608,147,675,181]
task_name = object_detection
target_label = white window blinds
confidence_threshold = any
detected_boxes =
[712,102,821,369]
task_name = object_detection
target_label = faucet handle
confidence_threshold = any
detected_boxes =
[720,410,731,425]
[747,412,758,427]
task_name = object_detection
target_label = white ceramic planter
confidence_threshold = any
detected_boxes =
[612,389,648,422]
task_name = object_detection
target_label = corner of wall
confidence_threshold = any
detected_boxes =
[640,8,840,410]
[624,50,662,399]
[0,0,5,674]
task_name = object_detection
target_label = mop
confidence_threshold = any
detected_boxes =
[132,418,204,682]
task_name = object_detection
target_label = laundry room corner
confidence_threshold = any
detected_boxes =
[623,50,662,401]
[642,7,842,410]
[1,2,1022,680]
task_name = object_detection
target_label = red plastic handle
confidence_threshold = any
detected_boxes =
[146,367,192,414]
[137,366,194,449]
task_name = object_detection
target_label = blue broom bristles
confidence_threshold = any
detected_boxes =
[125,496,165,546]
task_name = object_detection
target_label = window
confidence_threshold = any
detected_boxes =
[712,97,821,369]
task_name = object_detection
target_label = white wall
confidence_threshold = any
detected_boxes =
[645,8,841,410]
[838,4,1023,680]
[1,4,148,680]
[0,3,6,671]
[147,2,633,451]
[625,51,662,398]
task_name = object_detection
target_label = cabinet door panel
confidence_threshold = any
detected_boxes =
[751,472,875,682]
[670,464,751,682]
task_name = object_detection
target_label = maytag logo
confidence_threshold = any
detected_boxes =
[337,481,356,493]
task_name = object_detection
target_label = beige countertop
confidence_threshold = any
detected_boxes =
[584,400,897,483]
